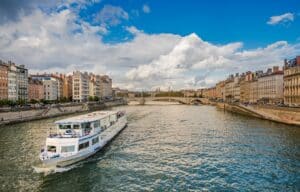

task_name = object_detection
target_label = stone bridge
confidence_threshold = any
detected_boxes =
[127,97,209,105]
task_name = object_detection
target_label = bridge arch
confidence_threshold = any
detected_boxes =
[127,97,207,105]
[189,98,204,105]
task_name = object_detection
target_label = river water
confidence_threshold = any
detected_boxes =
[0,105,299,191]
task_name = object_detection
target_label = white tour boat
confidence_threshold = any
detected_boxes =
[38,110,127,168]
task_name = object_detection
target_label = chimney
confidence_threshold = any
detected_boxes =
[284,59,288,67]
[273,66,279,73]
[296,56,300,66]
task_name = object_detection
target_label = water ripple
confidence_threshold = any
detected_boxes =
[0,105,299,191]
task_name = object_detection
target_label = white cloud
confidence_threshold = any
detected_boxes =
[125,26,143,35]
[95,5,129,26]
[126,33,299,89]
[267,12,294,25]
[142,4,151,14]
[0,5,299,91]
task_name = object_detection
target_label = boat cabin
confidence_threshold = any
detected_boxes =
[49,111,121,138]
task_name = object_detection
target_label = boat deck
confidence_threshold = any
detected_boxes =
[55,111,116,124]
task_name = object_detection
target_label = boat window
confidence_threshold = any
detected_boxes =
[93,121,100,128]
[47,145,56,152]
[73,124,80,129]
[81,122,91,129]
[78,141,89,151]
[61,145,75,153]
[59,124,72,129]
[82,122,92,135]
[92,137,99,145]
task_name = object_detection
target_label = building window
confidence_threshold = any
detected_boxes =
[78,141,89,151]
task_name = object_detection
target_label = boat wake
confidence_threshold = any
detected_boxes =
[33,156,104,175]
[32,163,82,175]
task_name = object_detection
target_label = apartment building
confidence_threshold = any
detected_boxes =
[225,74,240,102]
[28,78,44,101]
[216,81,225,101]
[240,72,253,103]
[0,60,28,101]
[51,73,64,100]
[181,89,196,97]
[89,74,101,98]
[31,75,59,101]
[284,56,300,106]
[7,63,17,101]
[73,71,89,102]
[43,78,59,101]
[0,62,8,100]
[16,64,28,101]
[257,67,283,104]
[100,75,112,98]
[206,87,217,99]
[64,75,73,100]
[52,74,73,100]
[249,80,258,103]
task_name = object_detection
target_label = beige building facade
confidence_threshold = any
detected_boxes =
[28,78,44,101]
[284,56,300,106]
[73,71,89,102]
[257,68,283,104]
[100,75,112,98]
[0,62,8,100]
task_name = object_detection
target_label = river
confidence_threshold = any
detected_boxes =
[0,105,299,191]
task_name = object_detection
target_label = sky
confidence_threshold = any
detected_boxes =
[0,0,299,91]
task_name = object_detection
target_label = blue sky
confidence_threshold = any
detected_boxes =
[78,0,300,47]
[0,0,299,90]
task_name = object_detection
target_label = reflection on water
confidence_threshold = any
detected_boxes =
[0,105,299,191]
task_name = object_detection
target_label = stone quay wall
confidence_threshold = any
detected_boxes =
[0,99,127,126]
[217,102,300,126]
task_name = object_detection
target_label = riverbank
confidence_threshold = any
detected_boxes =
[0,99,127,126]
[216,102,300,126]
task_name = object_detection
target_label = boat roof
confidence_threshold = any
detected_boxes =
[55,111,117,124]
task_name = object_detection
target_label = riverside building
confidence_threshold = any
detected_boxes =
[63,75,73,100]
[257,67,283,104]
[89,74,101,99]
[16,64,28,101]
[284,56,300,106]
[0,60,28,101]
[240,72,253,103]
[225,74,240,102]
[28,78,44,101]
[100,75,113,98]
[7,63,17,101]
[31,74,59,101]
[216,81,225,101]
[72,71,89,102]
[249,80,258,103]
[0,61,8,100]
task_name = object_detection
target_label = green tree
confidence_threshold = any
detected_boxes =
[94,96,99,101]
[30,99,38,104]
[88,96,94,101]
